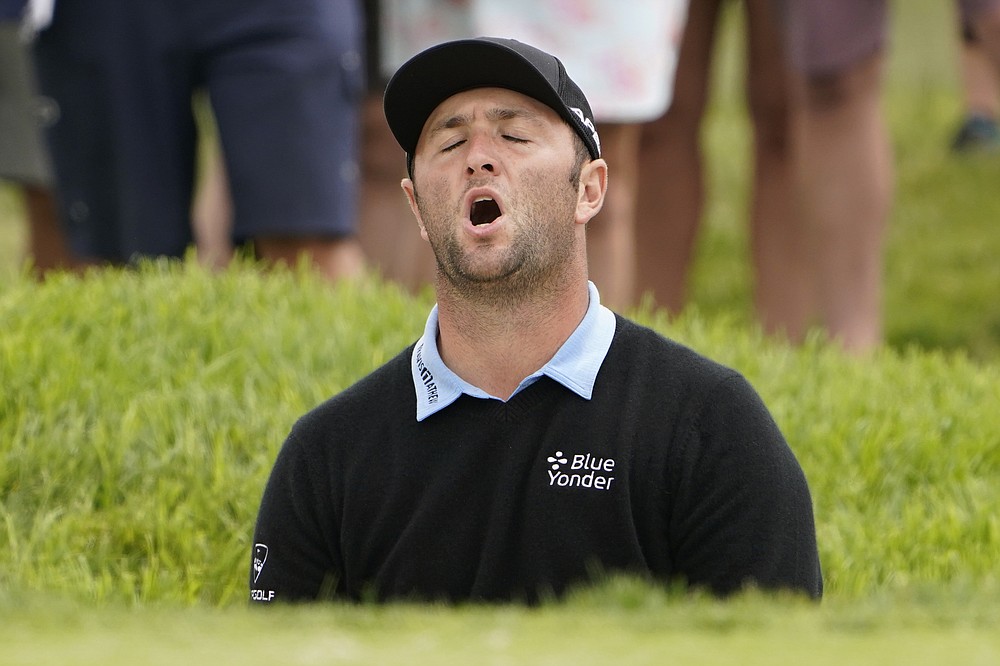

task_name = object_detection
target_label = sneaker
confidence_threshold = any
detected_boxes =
[950,114,1000,153]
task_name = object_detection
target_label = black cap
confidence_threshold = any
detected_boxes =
[383,37,602,175]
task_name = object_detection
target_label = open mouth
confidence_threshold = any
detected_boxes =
[470,197,501,226]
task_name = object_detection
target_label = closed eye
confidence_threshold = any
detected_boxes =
[440,135,527,153]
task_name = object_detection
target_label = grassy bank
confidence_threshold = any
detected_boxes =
[3,582,998,666]
[2,263,998,607]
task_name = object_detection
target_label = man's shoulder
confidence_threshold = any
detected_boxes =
[610,314,737,380]
[603,314,758,417]
[344,342,417,395]
[294,343,416,432]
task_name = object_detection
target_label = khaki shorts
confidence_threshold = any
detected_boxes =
[0,22,53,186]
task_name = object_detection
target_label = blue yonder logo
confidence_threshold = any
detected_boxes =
[546,450,616,491]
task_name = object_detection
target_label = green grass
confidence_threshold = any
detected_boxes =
[0,185,26,278]
[2,0,1000,661]
[1,261,999,663]
[1,262,424,606]
[3,262,998,605]
[3,583,999,665]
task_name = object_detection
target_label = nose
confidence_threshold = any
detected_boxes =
[465,133,498,176]
[467,161,495,175]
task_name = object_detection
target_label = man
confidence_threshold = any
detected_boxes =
[359,0,689,311]
[31,0,365,280]
[250,37,822,604]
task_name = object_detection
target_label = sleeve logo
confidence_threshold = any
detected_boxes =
[252,543,269,584]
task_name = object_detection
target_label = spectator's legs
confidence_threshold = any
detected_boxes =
[23,184,86,276]
[743,0,811,342]
[187,136,366,281]
[586,122,640,311]
[789,53,891,353]
[190,97,234,270]
[32,0,200,262]
[635,0,723,313]
[206,0,366,283]
[254,235,365,281]
[959,39,1000,120]
[950,2,1000,151]
[190,145,233,271]
[970,4,1000,66]
[357,93,436,290]
[966,4,1000,135]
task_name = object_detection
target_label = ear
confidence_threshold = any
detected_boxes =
[401,178,430,242]
[575,158,608,226]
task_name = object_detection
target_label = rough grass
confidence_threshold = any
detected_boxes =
[1,262,998,610]
[3,580,999,666]
[1,0,999,661]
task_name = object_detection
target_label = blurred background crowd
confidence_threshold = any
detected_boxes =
[2,0,999,356]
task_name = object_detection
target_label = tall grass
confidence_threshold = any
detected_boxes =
[1,260,998,664]
[2,261,998,608]
[1,261,424,604]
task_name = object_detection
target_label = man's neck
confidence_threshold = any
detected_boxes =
[434,276,591,400]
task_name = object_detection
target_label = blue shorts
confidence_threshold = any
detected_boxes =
[33,0,364,261]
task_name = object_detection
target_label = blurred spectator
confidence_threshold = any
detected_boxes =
[963,1,1000,83]
[952,12,1000,151]
[355,0,435,291]
[189,95,235,271]
[776,0,893,354]
[357,0,689,311]
[0,0,78,277]
[775,0,1000,354]
[634,0,809,341]
[31,0,366,281]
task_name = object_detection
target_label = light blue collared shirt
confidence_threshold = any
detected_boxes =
[411,281,617,421]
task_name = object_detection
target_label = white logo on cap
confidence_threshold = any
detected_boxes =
[569,107,601,155]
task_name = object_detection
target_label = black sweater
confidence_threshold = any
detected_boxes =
[250,315,822,603]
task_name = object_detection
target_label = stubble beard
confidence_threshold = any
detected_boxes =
[416,169,581,309]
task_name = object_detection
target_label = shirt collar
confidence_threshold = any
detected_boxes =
[411,281,617,421]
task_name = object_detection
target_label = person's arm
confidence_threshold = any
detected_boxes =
[250,428,341,603]
[668,374,823,599]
